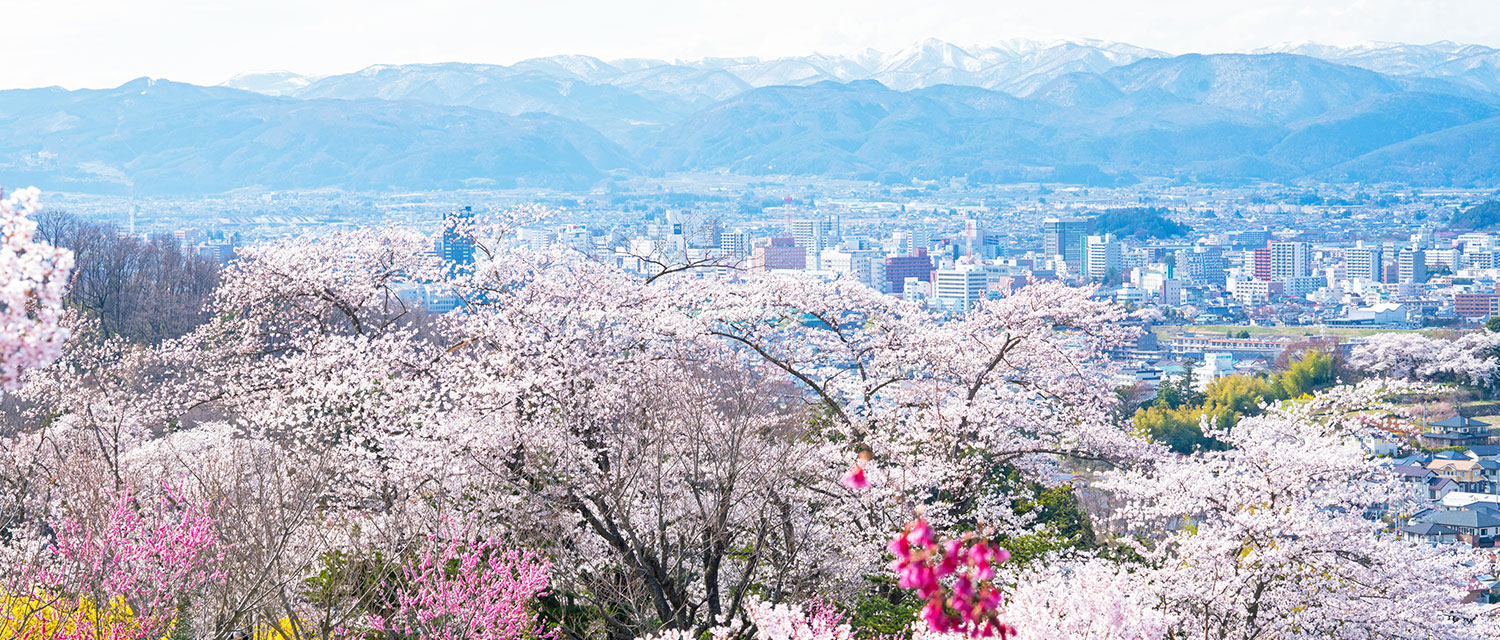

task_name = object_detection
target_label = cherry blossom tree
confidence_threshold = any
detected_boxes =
[5,214,1494,640]
[1349,331,1500,389]
[1089,381,1496,640]
[0,187,73,390]
[995,559,1168,640]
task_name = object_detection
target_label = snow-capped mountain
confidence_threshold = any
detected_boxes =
[219,71,317,96]
[1256,41,1500,92]
[21,38,1500,193]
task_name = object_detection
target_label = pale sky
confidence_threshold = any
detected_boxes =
[4,0,1499,90]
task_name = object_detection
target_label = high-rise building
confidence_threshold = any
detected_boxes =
[960,219,996,259]
[1399,248,1427,284]
[1281,275,1326,298]
[934,266,989,313]
[718,229,751,262]
[1229,229,1271,248]
[1084,234,1121,279]
[1464,251,1497,270]
[1042,218,1088,271]
[1455,289,1500,318]
[789,217,838,268]
[1345,244,1380,282]
[1270,241,1310,280]
[823,248,887,292]
[886,249,935,294]
[896,229,932,256]
[1180,247,1227,287]
[1252,246,1272,281]
[1230,279,1284,305]
[557,224,593,255]
[442,206,476,266]
[752,237,806,272]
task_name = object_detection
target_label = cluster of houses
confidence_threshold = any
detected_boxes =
[1383,415,1500,603]
[1393,417,1500,546]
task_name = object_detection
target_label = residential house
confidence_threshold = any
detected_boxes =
[1392,464,1457,502]
[1467,445,1500,461]
[1401,521,1460,545]
[1421,416,1495,448]
[1428,458,1491,493]
[1411,505,1500,547]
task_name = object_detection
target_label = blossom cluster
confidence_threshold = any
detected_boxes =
[0,187,72,390]
[370,530,554,640]
[889,519,1013,639]
[5,484,223,640]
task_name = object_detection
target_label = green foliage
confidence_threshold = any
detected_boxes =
[1451,200,1500,229]
[1204,375,1274,416]
[843,579,922,638]
[995,478,1098,565]
[170,598,194,640]
[303,550,401,616]
[1487,316,1500,333]
[1151,369,1204,411]
[1088,207,1192,240]
[1132,403,1233,455]
[1270,350,1336,399]
[1133,351,1337,454]
[537,590,616,640]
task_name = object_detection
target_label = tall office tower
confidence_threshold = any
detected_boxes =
[1399,248,1427,284]
[896,228,932,256]
[1042,218,1088,271]
[824,248,888,291]
[1181,247,1228,287]
[1084,234,1121,279]
[960,218,988,258]
[1344,243,1380,282]
[1270,241,1310,280]
[441,206,476,266]
[790,217,837,269]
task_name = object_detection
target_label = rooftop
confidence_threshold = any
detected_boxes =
[1432,415,1492,430]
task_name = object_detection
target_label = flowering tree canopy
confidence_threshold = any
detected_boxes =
[0,187,72,390]
[0,214,1495,640]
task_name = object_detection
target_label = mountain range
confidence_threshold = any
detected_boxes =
[5,39,1500,193]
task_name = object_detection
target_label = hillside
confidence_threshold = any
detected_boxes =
[1451,200,1500,229]
[3,47,1500,193]
[648,54,1500,186]
[1322,116,1500,187]
[0,79,632,194]
[1088,207,1192,239]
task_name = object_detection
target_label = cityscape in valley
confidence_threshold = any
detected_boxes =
[11,3,1500,639]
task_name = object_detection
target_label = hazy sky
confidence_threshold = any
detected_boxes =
[5,0,1500,90]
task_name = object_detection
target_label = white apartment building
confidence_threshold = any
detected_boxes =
[1270,241,1310,280]
[1084,234,1121,279]
[934,266,989,313]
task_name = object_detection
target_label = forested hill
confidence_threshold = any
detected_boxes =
[8,42,1500,192]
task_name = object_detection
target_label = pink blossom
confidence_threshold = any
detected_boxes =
[371,524,554,640]
[841,463,869,489]
[888,519,1013,639]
